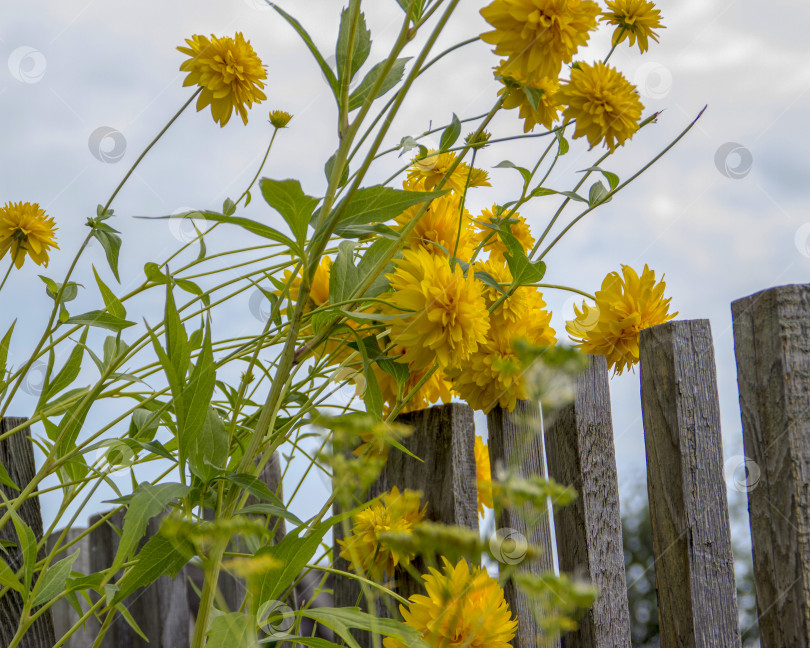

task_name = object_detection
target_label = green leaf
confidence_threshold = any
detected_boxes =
[500,228,546,285]
[41,328,87,405]
[109,482,190,578]
[31,550,80,607]
[559,190,588,203]
[439,113,461,151]
[65,311,134,332]
[260,179,319,243]
[303,608,429,648]
[522,85,547,111]
[39,276,80,303]
[376,357,409,388]
[128,408,159,442]
[223,197,236,217]
[336,7,371,84]
[0,555,23,593]
[555,128,570,156]
[394,0,424,21]
[164,281,190,392]
[347,57,410,112]
[207,612,257,647]
[178,324,216,472]
[350,333,383,419]
[581,166,620,190]
[93,267,126,318]
[91,222,122,282]
[4,493,37,597]
[588,180,611,207]
[329,242,361,305]
[253,521,333,614]
[474,270,506,294]
[0,459,18,491]
[141,213,296,250]
[112,532,192,604]
[236,503,303,527]
[324,152,349,190]
[333,186,444,238]
[270,3,338,98]
[188,407,228,483]
[0,320,15,379]
[224,473,284,508]
[495,160,532,185]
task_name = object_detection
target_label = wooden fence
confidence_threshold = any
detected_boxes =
[1,283,809,647]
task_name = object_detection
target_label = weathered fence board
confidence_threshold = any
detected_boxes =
[488,400,558,648]
[732,283,810,647]
[640,320,741,648]
[333,403,478,645]
[544,355,632,648]
[0,417,56,648]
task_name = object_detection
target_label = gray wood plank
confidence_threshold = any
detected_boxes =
[640,320,741,648]
[0,417,57,648]
[544,356,632,648]
[732,284,810,647]
[487,400,558,648]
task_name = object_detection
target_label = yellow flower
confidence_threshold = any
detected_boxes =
[449,287,555,413]
[395,192,475,260]
[497,62,562,133]
[566,264,676,374]
[556,62,644,152]
[474,436,494,515]
[601,0,664,53]
[338,487,426,580]
[384,248,490,370]
[481,0,600,79]
[384,557,517,648]
[475,205,535,263]
[406,151,491,195]
[268,109,293,128]
[178,33,267,127]
[0,202,58,268]
[374,346,453,415]
[282,256,332,309]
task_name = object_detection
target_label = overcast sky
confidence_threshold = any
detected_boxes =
[2,0,809,533]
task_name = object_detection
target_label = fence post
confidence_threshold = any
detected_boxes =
[0,417,57,648]
[333,403,479,645]
[544,356,632,647]
[488,400,558,648]
[731,284,810,647]
[639,320,741,647]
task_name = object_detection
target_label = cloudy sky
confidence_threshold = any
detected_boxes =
[2,0,809,537]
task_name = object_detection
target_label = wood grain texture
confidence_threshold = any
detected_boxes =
[47,529,99,647]
[0,417,57,648]
[544,356,631,648]
[90,510,192,648]
[732,284,810,647]
[333,403,479,646]
[639,320,741,648]
[487,400,558,648]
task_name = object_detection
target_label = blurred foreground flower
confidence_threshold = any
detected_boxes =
[0,201,58,268]
[384,557,517,648]
[474,435,494,515]
[567,264,676,374]
[337,486,426,580]
[178,33,267,127]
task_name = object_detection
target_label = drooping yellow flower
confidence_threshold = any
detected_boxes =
[268,109,293,128]
[178,33,267,127]
[497,62,562,133]
[406,151,491,195]
[481,0,601,79]
[556,62,644,152]
[567,264,676,374]
[374,346,453,415]
[338,487,426,580]
[475,205,535,263]
[384,248,490,370]
[474,435,494,515]
[395,192,475,260]
[384,557,517,648]
[0,202,58,268]
[601,0,664,53]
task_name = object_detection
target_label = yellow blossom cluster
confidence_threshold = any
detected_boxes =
[480,0,663,151]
